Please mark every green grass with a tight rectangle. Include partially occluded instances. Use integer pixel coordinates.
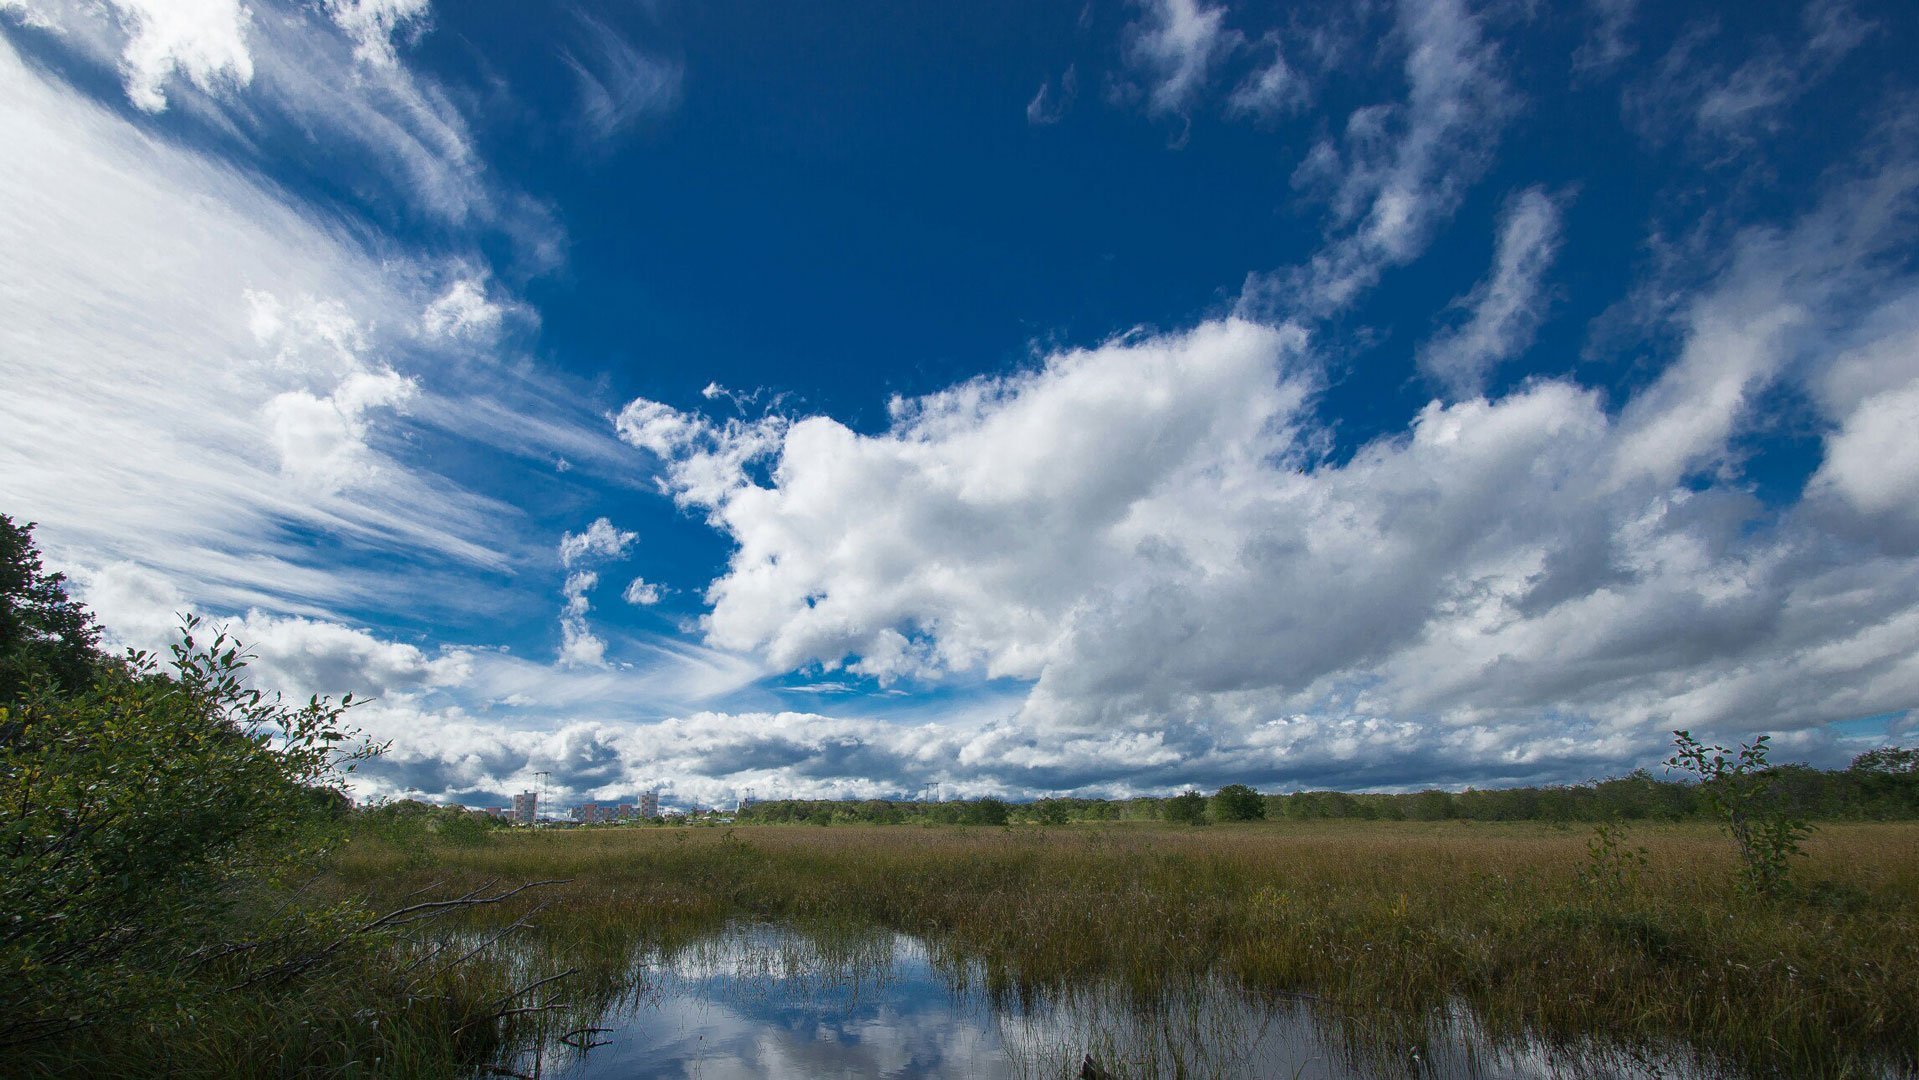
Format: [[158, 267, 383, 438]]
[[312, 819, 1919, 1079]]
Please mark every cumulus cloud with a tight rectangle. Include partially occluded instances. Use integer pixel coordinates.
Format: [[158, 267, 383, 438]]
[[421, 278, 505, 340], [79, 559, 472, 702], [559, 569, 606, 668], [1417, 187, 1565, 396], [262, 369, 416, 494], [624, 577, 663, 606], [554, 519, 637, 667], [602, 141, 1919, 787], [1244, 0, 1514, 316], [559, 517, 637, 568]]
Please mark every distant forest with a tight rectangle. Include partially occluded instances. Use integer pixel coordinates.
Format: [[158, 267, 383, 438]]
[[733, 757, 1919, 827]]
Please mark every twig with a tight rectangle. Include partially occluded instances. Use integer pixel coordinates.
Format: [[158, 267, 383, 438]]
[[494, 968, 577, 1008]]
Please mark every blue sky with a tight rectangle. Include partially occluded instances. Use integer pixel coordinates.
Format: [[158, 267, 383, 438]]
[[3, 0, 1917, 808]]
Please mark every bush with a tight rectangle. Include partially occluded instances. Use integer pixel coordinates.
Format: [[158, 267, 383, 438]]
[[1163, 790, 1208, 825], [1667, 730, 1813, 898], [0, 618, 375, 1046], [1210, 783, 1265, 822], [963, 798, 1009, 826]]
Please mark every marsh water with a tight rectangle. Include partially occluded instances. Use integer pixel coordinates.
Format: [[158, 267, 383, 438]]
[[502, 922, 1743, 1080]]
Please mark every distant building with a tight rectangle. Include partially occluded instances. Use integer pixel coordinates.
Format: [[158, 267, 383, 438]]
[[512, 791, 538, 824], [616, 803, 634, 820], [639, 790, 660, 819]]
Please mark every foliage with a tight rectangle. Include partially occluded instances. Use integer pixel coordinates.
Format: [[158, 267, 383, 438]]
[[1666, 730, 1814, 898], [0, 515, 106, 707], [1851, 746, 1918, 775], [962, 797, 1010, 826], [1162, 789, 1208, 825], [1209, 783, 1265, 822], [1031, 798, 1072, 825], [0, 615, 378, 1047], [1579, 820, 1648, 902]]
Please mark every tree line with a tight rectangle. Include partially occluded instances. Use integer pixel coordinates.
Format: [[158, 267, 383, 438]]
[[735, 759, 1919, 828]]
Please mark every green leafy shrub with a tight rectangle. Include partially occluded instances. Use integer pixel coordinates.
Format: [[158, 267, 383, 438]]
[[1666, 730, 1813, 898], [0, 618, 377, 1046]]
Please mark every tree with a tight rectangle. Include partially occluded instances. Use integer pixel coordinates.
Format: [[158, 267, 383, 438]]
[[1031, 798, 1072, 826], [1210, 784, 1265, 822], [1164, 790, 1208, 825], [1850, 747, 1919, 775], [0, 515, 105, 707], [963, 798, 1009, 826]]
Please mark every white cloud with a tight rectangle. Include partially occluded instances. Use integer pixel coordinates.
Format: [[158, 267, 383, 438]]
[[1226, 34, 1306, 121], [554, 520, 638, 667], [0, 36, 519, 612], [421, 278, 504, 340], [3, 0, 558, 262], [1245, 0, 1513, 315], [558, 517, 637, 569], [262, 368, 416, 494], [1417, 187, 1565, 396], [559, 569, 606, 668], [3, 0, 260, 112], [1119, 0, 1239, 121], [607, 142, 1919, 780], [322, 0, 429, 69], [1812, 380, 1919, 529], [624, 577, 663, 606]]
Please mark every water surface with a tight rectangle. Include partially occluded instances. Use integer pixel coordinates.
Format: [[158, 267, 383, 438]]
[[520, 923, 1738, 1079]]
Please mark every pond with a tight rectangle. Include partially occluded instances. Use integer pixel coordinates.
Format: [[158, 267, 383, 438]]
[[507, 923, 1742, 1080]]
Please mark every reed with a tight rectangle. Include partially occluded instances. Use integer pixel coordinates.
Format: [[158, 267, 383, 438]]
[[316, 819, 1919, 1078]]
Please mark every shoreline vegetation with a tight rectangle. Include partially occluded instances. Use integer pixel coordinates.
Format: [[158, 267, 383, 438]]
[[4, 514, 1918, 1078]]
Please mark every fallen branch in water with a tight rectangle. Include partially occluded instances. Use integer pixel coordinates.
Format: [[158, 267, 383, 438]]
[[226, 879, 570, 992]]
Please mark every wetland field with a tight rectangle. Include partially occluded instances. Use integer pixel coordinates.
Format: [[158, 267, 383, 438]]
[[293, 820, 1919, 1079]]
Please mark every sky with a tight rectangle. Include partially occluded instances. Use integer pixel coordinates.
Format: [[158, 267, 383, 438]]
[[3, 0, 1918, 809]]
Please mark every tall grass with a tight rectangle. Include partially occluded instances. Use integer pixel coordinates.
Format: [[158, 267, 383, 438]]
[[320, 819, 1918, 1079]]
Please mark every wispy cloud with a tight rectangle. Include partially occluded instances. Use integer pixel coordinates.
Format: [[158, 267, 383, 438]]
[[1417, 187, 1566, 397], [1624, 0, 1873, 157], [1226, 32, 1307, 121], [1243, 0, 1514, 316], [562, 9, 682, 146], [1118, 0, 1239, 126], [1025, 64, 1077, 125]]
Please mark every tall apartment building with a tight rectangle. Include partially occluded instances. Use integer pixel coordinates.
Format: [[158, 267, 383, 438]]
[[512, 790, 538, 824], [639, 790, 660, 819]]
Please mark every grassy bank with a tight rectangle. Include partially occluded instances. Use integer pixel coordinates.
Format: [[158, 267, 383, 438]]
[[323, 819, 1919, 1079]]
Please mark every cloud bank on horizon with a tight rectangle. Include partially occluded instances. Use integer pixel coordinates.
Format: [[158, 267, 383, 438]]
[[3, 0, 1917, 808]]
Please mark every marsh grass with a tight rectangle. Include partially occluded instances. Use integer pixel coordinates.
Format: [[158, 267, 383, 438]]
[[317, 819, 1918, 1078]]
